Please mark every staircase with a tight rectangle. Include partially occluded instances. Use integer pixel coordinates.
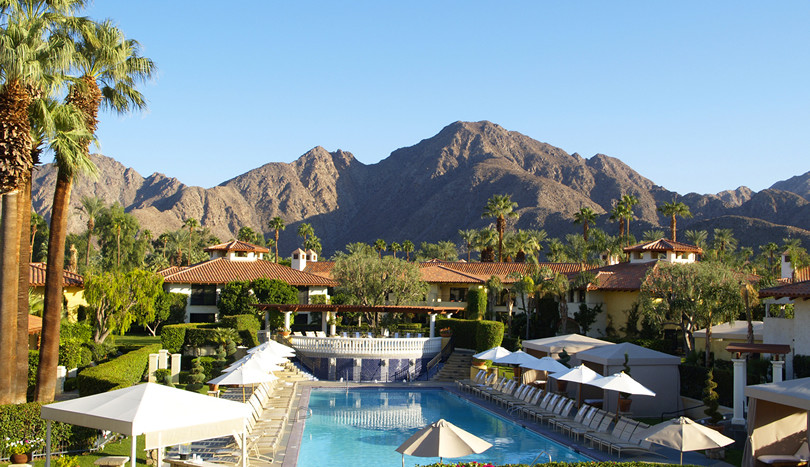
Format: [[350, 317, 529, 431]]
[[431, 349, 475, 382]]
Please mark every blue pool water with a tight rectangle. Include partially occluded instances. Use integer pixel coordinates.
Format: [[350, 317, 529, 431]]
[[297, 388, 592, 466]]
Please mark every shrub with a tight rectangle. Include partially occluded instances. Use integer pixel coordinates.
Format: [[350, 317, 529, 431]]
[[220, 314, 260, 346], [703, 369, 722, 424], [59, 339, 83, 370], [794, 355, 810, 378], [184, 326, 223, 348], [77, 344, 160, 396], [161, 323, 196, 353], [0, 402, 95, 455], [435, 318, 504, 352], [465, 288, 486, 320], [475, 320, 504, 352], [502, 336, 521, 352]]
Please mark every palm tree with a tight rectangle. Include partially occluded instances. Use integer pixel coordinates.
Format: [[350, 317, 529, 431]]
[[642, 229, 666, 242], [524, 229, 547, 263], [39, 19, 154, 402], [402, 240, 414, 261], [475, 228, 498, 262], [761, 242, 780, 273], [389, 242, 401, 259], [712, 228, 738, 254], [684, 229, 708, 249], [533, 266, 570, 334], [304, 233, 322, 255], [268, 216, 285, 263], [183, 218, 199, 266], [297, 222, 314, 245], [437, 241, 457, 261], [373, 239, 387, 258], [620, 194, 639, 239], [609, 201, 630, 239], [573, 207, 597, 241], [482, 194, 519, 262], [458, 229, 477, 261], [658, 200, 692, 242], [77, 195, 104, 267]]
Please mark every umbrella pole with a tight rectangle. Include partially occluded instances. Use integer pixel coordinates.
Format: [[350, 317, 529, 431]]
[[131, 435, 136, 467], [680, 450, 683, 465], [45, 420, 51, 467], [401, 454, 404, 467]]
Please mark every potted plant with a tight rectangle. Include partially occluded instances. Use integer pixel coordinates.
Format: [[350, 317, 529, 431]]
[[556, 348, 571, 392], [278, 327, 291, 337], [703, 369, 724, 432], [439, 327, 452, 338], [618, 352, 633, 412], [4, 437, 44, 463]]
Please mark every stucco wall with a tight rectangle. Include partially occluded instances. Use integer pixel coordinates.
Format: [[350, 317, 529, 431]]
[[582, 290, 639, 337]]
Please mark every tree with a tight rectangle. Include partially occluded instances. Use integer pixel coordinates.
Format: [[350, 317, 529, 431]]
[[268, 216, 285, 263], [485, 276, 503, 321], [684, 229, 708, 250], [217, 281, 257, 318], [95, 203, 147, 271], [416, 241, 458, 262], [389, 242, 401, 259], [183, 218, 199, 266], [639, 261, 746, 361], [373, 238, 387, 258], [141, 292, 186, 336], [507, 273, 534, 339], [712, 228, 738, 256], [620, 194, 639, 239], [77, 195, 104, 267], [475, 228, 498, 262], [84, 269, 164, 343], [610, 201, 630, 239], [573, 207, 597, 241], [402, 240, 414, 261], [237, 225, 264, 246], [533, 266, 570, 334], [482, 194, 519, 262], [658, 200, 692, 242], [304, 233, 322, 255], [642, 229, 666, 242], [297, 222, 314, 244], [458, 229, 477, 261], [251, 278, 298, 324]]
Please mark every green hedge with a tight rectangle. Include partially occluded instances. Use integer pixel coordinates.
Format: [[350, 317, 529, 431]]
[[465, 288, 486, 320], [184, 325, 223, 348], [0, 402, 96, 456], [795, 355, 810, 378], [161, 323, 196, 353], [436, 318, 504, 352], [221, 314, 260, 346], [77, 344, 161, 396]]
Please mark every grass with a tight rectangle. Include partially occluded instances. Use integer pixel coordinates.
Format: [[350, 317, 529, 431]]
[[114, 335, 161, 347]]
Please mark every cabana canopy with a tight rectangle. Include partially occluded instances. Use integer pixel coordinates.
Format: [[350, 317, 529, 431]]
[[41, 383, 251, 467], [522, 333, 612, 362], [743, 378, 810, 467], [576, 342, 681, 417]]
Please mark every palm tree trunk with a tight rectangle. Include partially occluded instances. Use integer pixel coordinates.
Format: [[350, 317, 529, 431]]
[[15, 178, 31, 402], [0, 190, 21, 404], [274, 230, 279, 263], [37, 172, 73, 402], [85, 218, 94, 267], [497, 216, 505, 262], [671, 216, 677, 241], [30, 222, 37, 262]]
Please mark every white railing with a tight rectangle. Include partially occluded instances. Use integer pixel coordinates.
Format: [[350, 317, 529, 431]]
[[289, 336, 442, 358]]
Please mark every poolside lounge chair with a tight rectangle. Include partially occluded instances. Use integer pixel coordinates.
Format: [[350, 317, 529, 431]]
[[536, 398, 575, 424], [569, 409, 608, 441], [483, 379, 515, 402], [505, 386, 537, 411], [508, 388, 544, 416], [758, 442, 810, 465], [457, 369, 486, 391], [519, 393, 557, 420], [499, 385, 535, 409], [305, 331, 316, 337], [476, 377, 508, 400], [470, 373, 498, 397], [292, 331, 304, 336], [610, 422, 657, 458], [315, 331, 326, 337], [492, 383, 526, 407], [586, 416, 637, 450], [550, 403, 591, 432]]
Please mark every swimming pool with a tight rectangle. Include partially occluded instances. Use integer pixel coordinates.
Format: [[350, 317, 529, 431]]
[[297, 388, 592, 467]]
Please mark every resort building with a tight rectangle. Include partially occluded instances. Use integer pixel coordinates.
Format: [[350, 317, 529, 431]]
[[29, 262, 86, 320], [759, 279, 810, 378], [159, 241, 337, 322]]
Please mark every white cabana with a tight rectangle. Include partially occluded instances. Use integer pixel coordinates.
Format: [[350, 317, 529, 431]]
[[743, 377, 810, 467], [522, 333, 612, 363], [575, 342, 681, 417], [40, 383, 252, 467]]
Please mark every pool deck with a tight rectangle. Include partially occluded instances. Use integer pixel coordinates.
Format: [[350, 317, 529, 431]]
[[270, 381, 736, 467]]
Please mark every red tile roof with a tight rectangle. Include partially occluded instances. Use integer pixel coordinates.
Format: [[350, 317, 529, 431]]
[[29, 263, 84, 287], [161, 258, 337, 286], [305, 261, 593, 284], [204, 240, 270, 254], [624, 239, 703, 254], [157, 266, 185, 277], [760, 280, 810, 299], [578, 261, 658, 292]]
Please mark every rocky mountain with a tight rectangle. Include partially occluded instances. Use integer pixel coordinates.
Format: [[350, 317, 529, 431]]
[[31, 120, 810, 256], [771, 171, 810, 201]]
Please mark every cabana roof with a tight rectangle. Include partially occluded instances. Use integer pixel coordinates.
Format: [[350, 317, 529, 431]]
[[745, 377, 810, 411], [576, 341, 680, 366], [522, 333, 612, 356]]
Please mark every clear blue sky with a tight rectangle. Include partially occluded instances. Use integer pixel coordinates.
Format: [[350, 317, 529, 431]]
[[82, 1, 810, 195]]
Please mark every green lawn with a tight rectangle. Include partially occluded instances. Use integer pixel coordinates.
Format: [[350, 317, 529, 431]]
[[114, 335, 161, 347]]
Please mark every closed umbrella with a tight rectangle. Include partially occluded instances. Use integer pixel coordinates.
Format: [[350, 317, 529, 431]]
[[473, 346, 511, 361], [395, 419, 492, 467], [639, 416, 734, 464]]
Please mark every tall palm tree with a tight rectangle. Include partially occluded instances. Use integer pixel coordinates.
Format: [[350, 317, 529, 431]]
[[642, 229, 666, 242], [761, 242, 780, 273], [573, 207, 597, 241], [183, 218, 198, 266], [77, 195, 104, 267], [482, 194, 519, 262], [658, 200, 692, 242], [620, 194, 639, 239], [389, 241, 401, 259], [297, 222, 314, 245], [39, 19, 154, 402], [475, 228, 498, 262], [684, 229, 708, 250], [609, 201, 630, 239], [437, 240, 457, 261], [268, 216, 285, 263], [712, 228, 738, 254], [373, 238, 387, 258], [402, 240, 414, 261], [458, 229, 477, 261]]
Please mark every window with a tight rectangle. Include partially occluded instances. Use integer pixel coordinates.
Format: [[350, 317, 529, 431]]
[[449, 288, 467, 302], [235, 251, 247, 258], [190, 285, 217, 306]]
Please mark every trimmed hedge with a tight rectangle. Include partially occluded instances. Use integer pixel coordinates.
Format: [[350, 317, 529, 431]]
[[465, 288, 486, 320], [436, 318, 504, 352], [77, 344, 161, 396], [221, 314, 260, 347], [795, 355, 810, 378], [161, 323, 196, 353]]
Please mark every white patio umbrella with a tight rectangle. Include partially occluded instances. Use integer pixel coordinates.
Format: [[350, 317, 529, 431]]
[[554, 364, 603, 406], [225, 356, 284, 374], [247, 340, 295, 356], [227, 351, 288, 371], [520, 356, 569, 374], [473, 346, 511, 361], [207, 364, 279, 401], [395, 419, 492, 467], [587, 371, 655, 414], [639, 416, 734, 464]]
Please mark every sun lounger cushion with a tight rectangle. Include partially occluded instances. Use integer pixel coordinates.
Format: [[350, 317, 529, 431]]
[[759, 442, 810, 464]]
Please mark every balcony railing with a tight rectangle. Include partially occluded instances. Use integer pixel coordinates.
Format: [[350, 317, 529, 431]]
[[288, 336, 442, 358]]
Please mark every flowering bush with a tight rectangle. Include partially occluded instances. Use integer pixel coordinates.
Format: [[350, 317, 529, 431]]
[[4, 436, 44, 455]]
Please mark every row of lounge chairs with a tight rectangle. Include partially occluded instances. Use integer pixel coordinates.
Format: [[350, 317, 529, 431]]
[[457, 370, 656, 458]]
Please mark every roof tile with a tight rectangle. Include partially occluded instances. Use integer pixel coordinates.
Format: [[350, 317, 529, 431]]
[[624, 238, 703, 254], [162, 258, 336, 286], [29, 263, 84, 287]]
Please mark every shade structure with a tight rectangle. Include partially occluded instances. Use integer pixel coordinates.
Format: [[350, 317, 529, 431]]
[[639, 416, 734, 464], [522, 333, 612, 360], [492, 350, 541, 367], [226, 354, 285, 373], [208, 364, 279, 386], [555, 364, 602, 384], [520, 356, 569, 374], [588, 371, 656, 396], [473, 346, 511, 361], [395, 419, 492, 466], [40, 383, 251, 467]]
